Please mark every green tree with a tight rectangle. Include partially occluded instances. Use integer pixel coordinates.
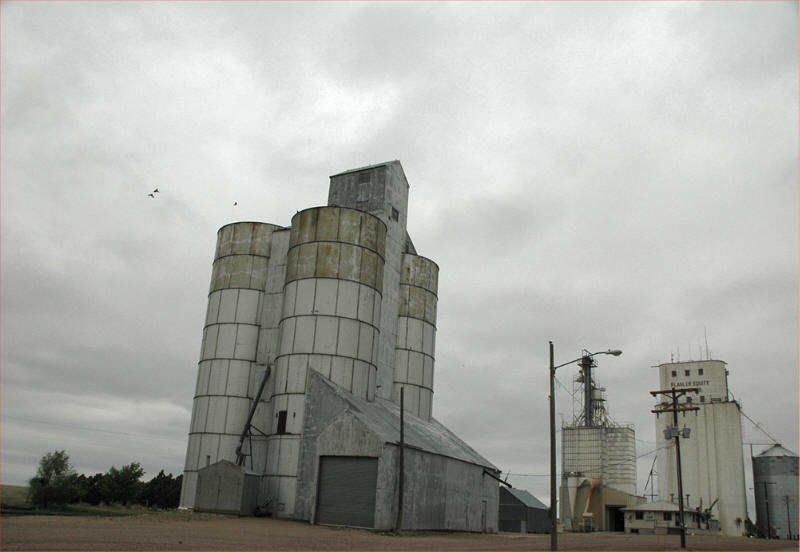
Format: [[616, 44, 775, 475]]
[[140, 470, 182, 509], [75, 473, 104, 505], [28, 450, 83, 507], [100, 462, 145, 505]]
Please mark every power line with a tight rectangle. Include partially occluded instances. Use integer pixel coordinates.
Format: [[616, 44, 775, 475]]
[[739, 409, 780, 444], [4, 414, 183, 443]]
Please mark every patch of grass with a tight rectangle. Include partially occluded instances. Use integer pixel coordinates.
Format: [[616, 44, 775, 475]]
[[1, 503, 162, 517], [0, 485, 164, 517], [1, 485, 31, 507], [66, 503, 153, 517]]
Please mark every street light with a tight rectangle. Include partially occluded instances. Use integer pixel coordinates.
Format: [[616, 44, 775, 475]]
[[549, 342, 622, 551]]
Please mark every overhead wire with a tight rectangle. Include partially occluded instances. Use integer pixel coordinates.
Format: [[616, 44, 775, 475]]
[[4, 414, 183, 443], [738, 409, 780, 444]]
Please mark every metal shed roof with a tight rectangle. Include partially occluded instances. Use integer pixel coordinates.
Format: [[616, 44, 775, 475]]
[[329, 160, 400, 178], [503, 487, 548, 510], [315, 373, 498, 471], [757, 444, 797, 457], [622, 500, 679, 512]]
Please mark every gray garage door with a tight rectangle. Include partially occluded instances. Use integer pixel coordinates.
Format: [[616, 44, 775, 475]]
[[315, 456, 378, 528]]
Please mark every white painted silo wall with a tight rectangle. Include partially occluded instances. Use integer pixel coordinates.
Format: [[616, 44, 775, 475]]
[[263, 206, 386, 517], [394, 254, 438, 419], [179, 222, 278, 509], [655, 400, 747, 536], [561, 426, 636, 494], [604, 426, 636, 494], [562, 427, 605, 480]]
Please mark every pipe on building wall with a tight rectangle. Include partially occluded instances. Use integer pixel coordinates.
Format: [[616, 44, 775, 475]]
[[236, 366, 272, 466], [395, 386, 405, 532], [582, 479, 601, 530], [483, 470, 512, 488]]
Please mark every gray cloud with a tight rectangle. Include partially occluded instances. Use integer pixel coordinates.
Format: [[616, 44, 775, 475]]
[[1, 3, 795, 518]]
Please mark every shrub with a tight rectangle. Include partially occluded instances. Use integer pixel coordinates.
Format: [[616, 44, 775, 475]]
[[28, 450, 83, 507]]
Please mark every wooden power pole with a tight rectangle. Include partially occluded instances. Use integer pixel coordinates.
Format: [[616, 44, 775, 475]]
[[651, 386, 699, 550]]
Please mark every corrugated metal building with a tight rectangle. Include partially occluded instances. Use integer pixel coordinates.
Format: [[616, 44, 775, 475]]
[[178, 161, 500, 531], [752, 444, 798, 540], [499, 487, 550, 534]]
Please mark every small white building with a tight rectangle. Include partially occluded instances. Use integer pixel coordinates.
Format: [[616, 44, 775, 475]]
[[623, 500, 718, 535], [653, 359, 747, 536]]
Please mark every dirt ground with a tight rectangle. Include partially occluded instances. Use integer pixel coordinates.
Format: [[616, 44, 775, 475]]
[[1, 513, 797, 551]]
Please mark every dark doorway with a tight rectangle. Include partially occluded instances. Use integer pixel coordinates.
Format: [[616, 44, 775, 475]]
[[607, 506, 625, 531], [315, 456, 378, 529]]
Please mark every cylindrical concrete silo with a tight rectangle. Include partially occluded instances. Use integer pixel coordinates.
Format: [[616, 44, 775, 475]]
[[603, 426, 636, 495], [179, 222, 279, 509], [263, 206, 386, 516], [753, 444, 798, 539], [394, 254, 438, 420]]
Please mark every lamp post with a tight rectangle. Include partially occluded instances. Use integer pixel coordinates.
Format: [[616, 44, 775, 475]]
[[549, 342, 622, 551]]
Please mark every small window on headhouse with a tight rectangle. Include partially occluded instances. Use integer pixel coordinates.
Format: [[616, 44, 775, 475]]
[[698, 368, 704, 375], [663, 512, 672, 521], [684, 369, 690, 376], [700, 395, 705, 402], [635, 511, 644, 520], [671, 370, 677, 377], [277, 410, 288, 434], [391, 207, 399, 221]]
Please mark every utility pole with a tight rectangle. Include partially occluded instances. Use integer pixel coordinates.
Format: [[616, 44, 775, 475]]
[[763, 481, 774, 538], [549, 344, 621, 551], [549, 341, 557, 551], [783, 495, 794, 540], [651, 386, 699, 550], [783, 495, 793, 540]]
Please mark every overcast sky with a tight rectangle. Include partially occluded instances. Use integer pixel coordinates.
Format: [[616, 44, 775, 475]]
[[1, 1, 797, 517]]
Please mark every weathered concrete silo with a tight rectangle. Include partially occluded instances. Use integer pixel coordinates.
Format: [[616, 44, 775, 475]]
[[753, 444, 798, 540], [394, 254, 438, 419], [179, 161, 501, 531], [180, 222, 279, 507], [263, 206, 386, 515]]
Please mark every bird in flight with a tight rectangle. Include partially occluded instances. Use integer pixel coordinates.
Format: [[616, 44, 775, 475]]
[[152, 188, 160, 194], [147, 193, 155, 198], [233, 201, 238, 206]]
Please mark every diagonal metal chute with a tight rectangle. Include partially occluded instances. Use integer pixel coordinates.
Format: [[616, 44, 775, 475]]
[[236, 366, 271, 467]]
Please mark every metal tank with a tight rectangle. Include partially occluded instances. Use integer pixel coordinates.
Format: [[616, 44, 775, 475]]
[[263, 206, 386, 516], [180, 222, 279, 509], [603, 426, 636, 494], [394, 254, 438, 419], [753, 444, 798, 539], [560, 425, 636, 530]]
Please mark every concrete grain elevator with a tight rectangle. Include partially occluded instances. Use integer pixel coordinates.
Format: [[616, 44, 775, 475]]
[[179, 161, 500, 532], [653, 360, 747, 536], [560, 354, 639, 532]]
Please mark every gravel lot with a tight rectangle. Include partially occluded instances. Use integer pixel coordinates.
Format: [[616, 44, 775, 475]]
[[2, 513, 797, 551]]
